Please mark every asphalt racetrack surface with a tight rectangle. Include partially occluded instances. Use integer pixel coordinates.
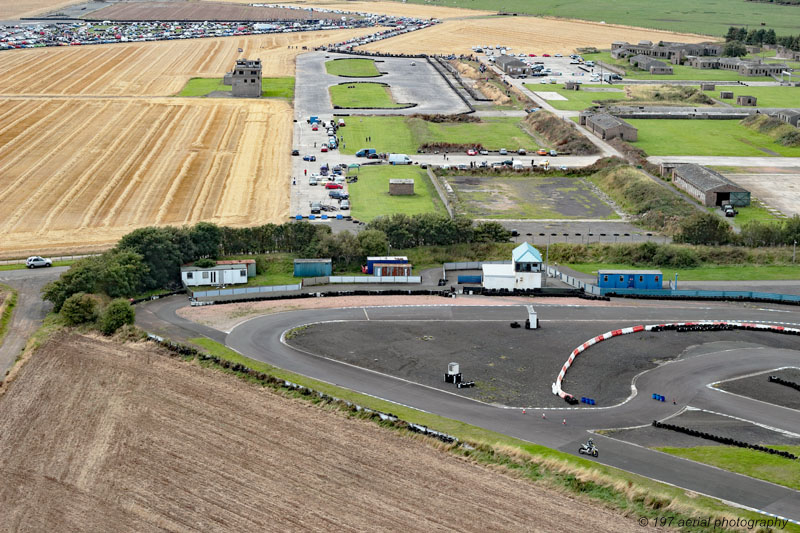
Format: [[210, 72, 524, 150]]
[[139, 295, 800, 522], [717, 367, 800, 411]]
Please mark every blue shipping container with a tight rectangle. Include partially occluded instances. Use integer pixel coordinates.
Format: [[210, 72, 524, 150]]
[[294, 259, 332, 277], [458, 275, 482, 284], [597, 270, 662, 290]]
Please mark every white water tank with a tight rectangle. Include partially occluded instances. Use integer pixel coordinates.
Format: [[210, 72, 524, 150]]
[[447, 362, 460, 375]]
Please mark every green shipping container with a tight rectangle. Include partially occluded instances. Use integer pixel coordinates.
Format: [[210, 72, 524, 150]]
[[293, 258, 332, 277]]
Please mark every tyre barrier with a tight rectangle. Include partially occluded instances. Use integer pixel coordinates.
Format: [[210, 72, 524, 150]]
[[607, 292, 800, 307], [580, 397, 596, 405], [457, 381, 475, 389], [552, 321, 800, 405], [652, 394, 665, 402], [768, 375, 800, 392], [651, 420, 798, 460], [192, 288, 454, 306], [145, 334, 461, 446], [130, 289, 186, 305], [510, 321, 521, 328]]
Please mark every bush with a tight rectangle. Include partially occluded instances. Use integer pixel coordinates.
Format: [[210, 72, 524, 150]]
[[99, 299, 136, 336], [254, 255, 268, 275], [676, 212, 733, 245], [194, 258, 216, 268], [60, 293, 98, 325]]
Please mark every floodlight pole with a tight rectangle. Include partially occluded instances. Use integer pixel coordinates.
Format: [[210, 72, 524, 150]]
[[793, 240, 797, 263]]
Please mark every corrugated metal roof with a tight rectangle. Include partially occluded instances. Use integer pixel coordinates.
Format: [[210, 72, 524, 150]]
[[672, 163, 747, 193], [294, 258, 331, 264]]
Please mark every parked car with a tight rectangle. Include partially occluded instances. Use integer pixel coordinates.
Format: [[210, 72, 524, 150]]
[[537, 149, 548, 156], [303, 154, 316, 162], [517, 148, 527, 155], [291, 149, 300, 156], [329, 190, 348, 199], [320, 145, 328, 152], [466, 149, 477, 156], [325, 182, 343, 189], [26, 256, 52, 268], [499, 148, 508, 155], [479, 149, 489, 155], [309, 176, 318, 186], [549, 149, 558, 157], [340, 199, 350, 210], [310, 202, 321, 214]]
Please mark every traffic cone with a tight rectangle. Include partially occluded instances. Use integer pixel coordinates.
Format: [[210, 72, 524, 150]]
[[542, 413, 546, 420], [562, 418, 566, 425], [522, 409, 526, 415]]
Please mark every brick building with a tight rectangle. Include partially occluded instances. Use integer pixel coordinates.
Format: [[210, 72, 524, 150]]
[[581, 112, 638, 141], [661, 163, 750, 207]]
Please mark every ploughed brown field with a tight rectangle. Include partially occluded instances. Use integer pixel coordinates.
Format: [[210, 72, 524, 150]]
[[0, 332, 645, 532], [86, 1, 341, 22]]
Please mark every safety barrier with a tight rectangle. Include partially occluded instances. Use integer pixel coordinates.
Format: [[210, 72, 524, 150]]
[[328, 276, 421, 284], [546, 266, 603, 296], [604, 288, 800, 304], [191, 284, 302, 298], [552, 321, 800, 404], [652, 420, 798, 460]]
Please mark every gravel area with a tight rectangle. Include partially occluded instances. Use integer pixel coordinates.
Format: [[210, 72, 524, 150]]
[[604, 408, 800, 448], [288, 323, 800, 407], [716, 368, 800, 410]]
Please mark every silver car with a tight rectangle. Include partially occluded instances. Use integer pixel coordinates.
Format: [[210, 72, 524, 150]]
[[26, 256, 52, 268]]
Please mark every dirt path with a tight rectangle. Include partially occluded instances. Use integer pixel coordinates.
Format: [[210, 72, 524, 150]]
[[0, 332, 648, 532]]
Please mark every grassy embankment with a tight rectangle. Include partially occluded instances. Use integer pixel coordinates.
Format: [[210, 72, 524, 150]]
[[181, 336, 798, 532], [324, 58, 381, 77], [703, 85, 800, 108], [0, 284, 18, 348], [657, 445, 800, 491], [528, 84, 714, 112], [628, 119, 800, 157], [348, 165, 446, 221], [329, 82, 405, 108], [581, 52, 775, 82], [399, 0, 800, 35], [177, 77, 295, 98], [338, 116, 542, 154]]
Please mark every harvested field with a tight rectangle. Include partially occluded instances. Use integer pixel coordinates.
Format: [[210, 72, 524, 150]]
[[0, 0, 80, 19], [357, 17, 708, 55], [0, 331, 646, 532], [271, 1, 483, 19], [86, 1, 338, 21], [0, 97, 291, 257], [0, 28, 378, 96]]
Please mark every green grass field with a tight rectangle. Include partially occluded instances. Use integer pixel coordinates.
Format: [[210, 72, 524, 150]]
[[657, 445, 800, 491], [177, 77, 295, 98], [329, 83, 404, 108], [325, 58, 381, 77], [526, 84, 628, 111], [628, 119, 800, 157], [567, 262, 800, 281], [703, 86, 800, 107], [581, 52, 775, 82], [339, 116, 540, 155], [397, 0, 800, 36], [707, 203, 781, 228], [347, 165, 445, 221]]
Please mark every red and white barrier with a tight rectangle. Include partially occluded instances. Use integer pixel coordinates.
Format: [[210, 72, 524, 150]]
[[552, 321, 800, 401]]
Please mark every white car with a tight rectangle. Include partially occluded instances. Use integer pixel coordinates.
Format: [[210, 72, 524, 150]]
[[26, 256, 52, 268]]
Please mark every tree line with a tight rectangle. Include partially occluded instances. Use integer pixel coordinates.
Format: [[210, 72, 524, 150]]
[[675, 212, 800, 247], [43, 215, 510, 311], [725, 25, 800, 51]]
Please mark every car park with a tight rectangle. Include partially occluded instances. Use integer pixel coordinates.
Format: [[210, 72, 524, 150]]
[[303, 154, 316, 162], [26, 256, 52, 268]]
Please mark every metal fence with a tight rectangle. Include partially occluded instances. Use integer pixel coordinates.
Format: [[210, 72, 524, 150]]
[[191, 284, 302, 298], [328, 276, 421, 284], [547, 266, 602, 295], [443, 261, 509, 271]]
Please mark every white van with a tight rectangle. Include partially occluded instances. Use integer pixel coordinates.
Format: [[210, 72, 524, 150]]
[[388, 154, 412, 165]]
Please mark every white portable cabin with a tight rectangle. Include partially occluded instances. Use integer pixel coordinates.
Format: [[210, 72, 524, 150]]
[[481, 242, 543, 290], [181, 260, 254, 287]]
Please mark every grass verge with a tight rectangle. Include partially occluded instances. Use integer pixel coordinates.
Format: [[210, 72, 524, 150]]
[[185, 336, 796, 532], [176, 77, 295, 98], [348, 165, 446, 221], [0, 284, 18, 349], [703, 85, 800, 108], [0, 261, 74, 271], [329, 82, 404, 108], [325, 58, 381, 77], [566, 262, 800, 281], [656, 445, 800, 491]]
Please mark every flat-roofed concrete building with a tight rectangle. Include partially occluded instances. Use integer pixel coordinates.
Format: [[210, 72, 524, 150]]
[[389, 178, 414, 195], [661, 163, 750, 207], [778, 109, 800, 127], [737, 95, 757, 106], [225, 58, 262, 98], [581, 112, 638, 141], [629, 54, 673, 74]]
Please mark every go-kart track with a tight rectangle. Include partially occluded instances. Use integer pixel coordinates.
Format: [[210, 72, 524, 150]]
[[141, 296, 800, 522]]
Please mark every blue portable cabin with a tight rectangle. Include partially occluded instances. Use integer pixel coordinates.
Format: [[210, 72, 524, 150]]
[[293, 258, 332, 277], [365, 256, 408, 275], [597, 269, 663, 290]]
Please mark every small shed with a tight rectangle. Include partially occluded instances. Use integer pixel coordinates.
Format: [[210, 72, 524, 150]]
[[700, 83, 715, 91], [389, 178, 414, 195], [598, 270, 663, 290], [294, 258, 332, 277], [720, 91, 734, 99], [737, 95, 757, 106], [564, 81, 580, 91], [584, 113, 638, 142], [778, 109, 800, 127], [667, 163, 751, 207]]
